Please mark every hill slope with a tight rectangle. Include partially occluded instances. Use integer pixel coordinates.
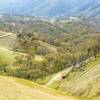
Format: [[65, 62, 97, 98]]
[[0, 76, 79, 100], [0, 31, 17, 67], [48, 57, 100, 99]]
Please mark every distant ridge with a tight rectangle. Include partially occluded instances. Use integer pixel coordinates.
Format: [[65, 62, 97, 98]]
[[0, 0, 100, 18]]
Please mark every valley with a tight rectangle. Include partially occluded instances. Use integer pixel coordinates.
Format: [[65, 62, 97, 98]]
[[0, 15, 100, 100], [0, 0, 100, 99]]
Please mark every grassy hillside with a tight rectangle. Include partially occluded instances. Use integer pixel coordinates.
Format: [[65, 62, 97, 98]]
[[48, 57, 100, 100], [0, 31, 16, 49], [0, 16, 100, 100], [0, 48, 17, 68], [0, 76, 80, 100], [0, 31, 17, 67], [0, 31, 16, 69]]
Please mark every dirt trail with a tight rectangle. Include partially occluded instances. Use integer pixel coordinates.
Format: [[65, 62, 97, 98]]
[[0, 76, 78, 100], [0, 33, 13, 38], [45, 67, 72, 86]]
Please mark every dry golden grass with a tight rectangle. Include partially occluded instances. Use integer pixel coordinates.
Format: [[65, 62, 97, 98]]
[[0, 76, 78, 100]]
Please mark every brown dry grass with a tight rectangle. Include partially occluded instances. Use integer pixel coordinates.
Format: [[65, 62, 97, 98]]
[[0, 76, 78, 100]]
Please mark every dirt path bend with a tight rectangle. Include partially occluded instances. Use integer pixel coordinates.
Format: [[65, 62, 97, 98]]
[[0, 76, 78, 100], [45, 67, 72, 86]]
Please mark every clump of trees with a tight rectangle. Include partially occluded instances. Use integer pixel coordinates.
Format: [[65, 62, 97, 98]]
[[1, 15, 100, 81], [11, 32, 100, 81], [12, 55, 48, 80], [12, 54, 71, 80]]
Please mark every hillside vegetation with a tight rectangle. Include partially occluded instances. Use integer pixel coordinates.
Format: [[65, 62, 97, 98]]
[[0, 15, 100, 100], [0, 48, 16, 67]]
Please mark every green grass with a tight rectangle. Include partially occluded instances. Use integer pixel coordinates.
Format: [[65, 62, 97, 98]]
[[75, 96, 99, 100], [36, 73, 57, 85], [0, 49, 17, 67], [15, 77, 41, 88], [0, 31, 17, 67]]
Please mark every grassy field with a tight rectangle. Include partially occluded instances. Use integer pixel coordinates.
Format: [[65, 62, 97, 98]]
[[0, 31, 17, 67], [0, 76, 80, 100], [0, 48, 17, 67]]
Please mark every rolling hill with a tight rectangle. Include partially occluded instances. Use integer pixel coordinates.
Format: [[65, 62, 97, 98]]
[[0, 0, 100, 18], [0, 14, 100, 100], [0, 76, 80, 100]]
